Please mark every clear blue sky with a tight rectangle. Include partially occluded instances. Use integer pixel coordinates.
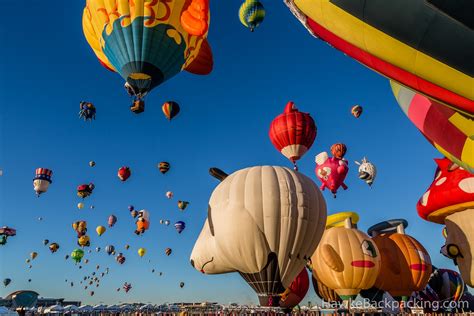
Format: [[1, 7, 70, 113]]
[[0, 0, 455, 306]]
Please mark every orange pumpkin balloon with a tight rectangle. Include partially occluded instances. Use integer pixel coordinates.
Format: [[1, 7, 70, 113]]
[[311, 213, 381, 300], [370, 220, 432, 301]]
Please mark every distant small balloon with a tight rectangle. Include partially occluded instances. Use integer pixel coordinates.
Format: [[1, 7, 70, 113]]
[[166, 191, 173, 199], [89, 161, 96, 167], [351, 105, 363, 118], [77, 203, 84, 210]]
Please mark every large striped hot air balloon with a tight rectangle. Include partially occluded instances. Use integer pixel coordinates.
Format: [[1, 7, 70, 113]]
[[162, 102, 180, 121], [269, 102, 317, 170], [83, 0, 213, 113], [239, 0, 265, 32], [33, 168, 53, 196], [391, 81, 473, 173]]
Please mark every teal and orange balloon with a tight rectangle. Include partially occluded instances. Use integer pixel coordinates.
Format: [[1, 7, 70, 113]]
[[83, 0, 213, 111]]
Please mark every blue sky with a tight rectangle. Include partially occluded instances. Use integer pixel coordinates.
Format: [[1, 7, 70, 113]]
[[0, 0, 455, 306]]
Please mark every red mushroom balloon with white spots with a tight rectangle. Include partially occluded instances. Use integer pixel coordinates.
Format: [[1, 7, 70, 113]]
[[417, 158, 474, 286]]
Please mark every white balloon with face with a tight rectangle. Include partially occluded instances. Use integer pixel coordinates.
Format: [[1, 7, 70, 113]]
[[190, 166, 327, 290]]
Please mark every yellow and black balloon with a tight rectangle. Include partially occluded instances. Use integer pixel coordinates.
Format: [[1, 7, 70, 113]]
[[285, 0, 474, 172]]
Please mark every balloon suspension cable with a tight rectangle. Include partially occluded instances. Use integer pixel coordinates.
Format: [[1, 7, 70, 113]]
[[200, 257, 214, 273]]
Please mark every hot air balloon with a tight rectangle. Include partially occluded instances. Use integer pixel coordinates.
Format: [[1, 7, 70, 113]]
[[158, 162, 170, 174], [312, 212, 381, 302], [49, 243, 60, 253], [77, 202, 84, 210], [164, 220, 170, 226], [391, 81, 474, 173], [351, 105, 363, 118], [33, 168, 52, 196], [239, 0, 265, 32], [269, 101, 317, 170], [123, 282, 132, 293], [425, 268, 465, 303], [96, 226, 106, 236], [106, 245, 115, 255], [0, 227, 16, 246], [368, 219, 432, 304], [355, 157, 377, 187], [284, 0, 474, 171], [162, 102, 180, 121], [118, 167, 131, 182], [71, 249, 84, 263], [116, 253, 126, 265], [180, 282, 185, 288], [77, 183, 95, 199], [315, 147, 349, 197], [43, 239, 49, 246], [79, 101, 96, 121], [78, 235, 90, 247], [284, 0, 473, 116], [178, 201, 189, 211], [311, 275, 341, 303], [279, 268, 310, 309], [190, 166, 327, 306], [174, 221, 186, 234], [166, 191, 173, 199], [3, 278, 11, 287], [89, 161, 95, 167], [138, 248, 146, 257], [108, 215, 117, 227], [125, 244, 130, 250], [73, 221, 88, 237], [417, 158, 474, 286], [82, 0, 213, 114], [165, 248, 172, 256], [135, 210, 150, 235], [30, 252, 38, 260]]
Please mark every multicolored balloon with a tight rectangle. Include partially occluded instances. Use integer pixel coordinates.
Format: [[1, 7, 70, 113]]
[[158, 162, 170, 174], [239, 0, 265, 32], [48, 243, 59, 253], [178, 201, 189, 211], [162, 102, 180, 121], [82, 0, 213, 112], [33, 168, 52, 196], [79, 102, 96, 121], [77, 183, 95, 199], [105, 245, 115, 255], [351, 105, 363, 118], [71, 249, 84, 263]]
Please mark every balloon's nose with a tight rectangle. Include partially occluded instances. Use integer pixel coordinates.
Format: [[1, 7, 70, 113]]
[[190, 259, 195, 268]]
